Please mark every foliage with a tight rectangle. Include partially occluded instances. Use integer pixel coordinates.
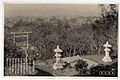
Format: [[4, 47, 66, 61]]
[[4, 4, 118, 60], [74, 59, 88, 75], [4, 33, 25, 58], [89, 64, 116, 76], [92, 4, 118, 56], [4, 16, 97, 59]]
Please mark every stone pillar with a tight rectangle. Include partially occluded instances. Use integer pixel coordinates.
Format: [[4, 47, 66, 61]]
[[102, 41, 112, 62]]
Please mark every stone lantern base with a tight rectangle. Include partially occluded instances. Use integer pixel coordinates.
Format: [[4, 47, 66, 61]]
[[53, 63, 63, 70], [102, 56, 112, 62]]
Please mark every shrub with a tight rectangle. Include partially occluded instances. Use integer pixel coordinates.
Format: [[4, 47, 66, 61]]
[[74, 59, 88, 75], [89, 64, 116, 76]]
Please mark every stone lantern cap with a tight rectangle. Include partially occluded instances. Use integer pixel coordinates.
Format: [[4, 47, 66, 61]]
[[103, 41, 112, 48], [54, 45, 63, 53]]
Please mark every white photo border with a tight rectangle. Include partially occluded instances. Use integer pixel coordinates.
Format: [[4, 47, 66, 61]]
[[0, 0, 120, 80]]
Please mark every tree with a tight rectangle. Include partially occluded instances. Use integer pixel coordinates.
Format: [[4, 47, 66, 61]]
[[92, 4, 118, 55]]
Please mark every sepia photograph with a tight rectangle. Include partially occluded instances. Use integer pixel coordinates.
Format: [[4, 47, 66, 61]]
[[4, 4, 118, 77]]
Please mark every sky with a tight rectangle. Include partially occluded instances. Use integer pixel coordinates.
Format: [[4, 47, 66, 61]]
[[4, 4, 100, 17]]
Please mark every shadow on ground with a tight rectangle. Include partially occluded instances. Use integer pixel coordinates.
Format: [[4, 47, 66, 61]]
[[28, 68, 53, 76]]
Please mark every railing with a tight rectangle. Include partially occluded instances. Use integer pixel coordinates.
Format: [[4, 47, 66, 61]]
[[4, 58, 35, 76]]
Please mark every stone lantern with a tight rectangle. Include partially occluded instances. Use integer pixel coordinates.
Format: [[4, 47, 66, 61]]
[[102, 41, 112, 62], [53, 45, 63, 70]]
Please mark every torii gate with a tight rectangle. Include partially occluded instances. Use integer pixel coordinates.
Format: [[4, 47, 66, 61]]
[[10, 31, 32, 62]]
